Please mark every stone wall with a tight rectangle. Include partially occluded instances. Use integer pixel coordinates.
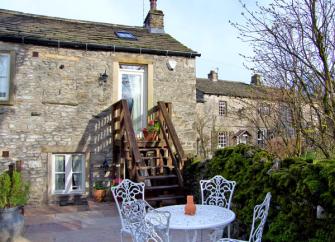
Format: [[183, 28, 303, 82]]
[[0, 41, 196, 204]]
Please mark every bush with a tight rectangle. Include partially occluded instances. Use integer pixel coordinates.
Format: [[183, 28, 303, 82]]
[[0, 170, 29, 209], [183, 144, 335, 242]]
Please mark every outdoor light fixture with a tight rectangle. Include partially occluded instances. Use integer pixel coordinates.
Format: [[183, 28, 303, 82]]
[[167, 59, 177, 71], [99, 70, 108, 85]]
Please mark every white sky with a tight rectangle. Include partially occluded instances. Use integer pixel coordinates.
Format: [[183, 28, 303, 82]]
[[0, 0, 270, 83]]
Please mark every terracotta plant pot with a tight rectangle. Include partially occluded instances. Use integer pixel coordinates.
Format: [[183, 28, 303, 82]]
[[184, 195, 196, 215], [143, 130, 157, 141], [93, 189, 106, 202]]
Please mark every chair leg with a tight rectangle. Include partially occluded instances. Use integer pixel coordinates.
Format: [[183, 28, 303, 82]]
[[227, 225, 231, 238], [121, 230, 124, 242]]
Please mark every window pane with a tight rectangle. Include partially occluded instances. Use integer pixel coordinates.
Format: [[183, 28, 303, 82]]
[[55, 174, 65, 190], [122, 73, 144, 134], [72, 155, 83, 172], [0, 54, 10, 101], [55, 155, 65, 172], [72, 173, 82, 190], [219, 101, 227, 116], [0, 77, 9, 100], [0, 54, 10, 77]]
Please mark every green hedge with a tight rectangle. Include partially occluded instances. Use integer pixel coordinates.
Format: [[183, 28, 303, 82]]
[[183, 144, 335, 242]]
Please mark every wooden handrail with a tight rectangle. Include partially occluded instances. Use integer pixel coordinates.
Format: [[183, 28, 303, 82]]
[[110, 99, 142, 178], [148, 101, 185, 186], [157, 102, 185, 160], [120, 100, 142, 164]]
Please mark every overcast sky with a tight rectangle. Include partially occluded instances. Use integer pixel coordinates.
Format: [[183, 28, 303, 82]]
[[0, 0, 270, 83]]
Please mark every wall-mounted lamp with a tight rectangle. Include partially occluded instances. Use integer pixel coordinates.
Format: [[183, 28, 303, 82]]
[[167, 59, 177, 71], [99, 70, 109, 85]]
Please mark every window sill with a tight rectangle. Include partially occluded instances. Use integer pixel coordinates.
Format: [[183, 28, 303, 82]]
[[0, 100, 14, 106], [52, 191, 85, 195]]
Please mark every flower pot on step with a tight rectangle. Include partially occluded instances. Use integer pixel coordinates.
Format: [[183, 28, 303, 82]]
[[93, 189, 106, 202], [143, 130, 157, 141]]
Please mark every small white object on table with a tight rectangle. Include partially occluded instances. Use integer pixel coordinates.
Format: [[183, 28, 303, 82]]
[[154, 204, 235, 242]]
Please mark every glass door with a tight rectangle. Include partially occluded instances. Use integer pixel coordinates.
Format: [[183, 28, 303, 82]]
[[119, 65, 147, 136]]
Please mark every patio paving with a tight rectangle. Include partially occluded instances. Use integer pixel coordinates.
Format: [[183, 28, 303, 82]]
[[19, 200, 213, 242]]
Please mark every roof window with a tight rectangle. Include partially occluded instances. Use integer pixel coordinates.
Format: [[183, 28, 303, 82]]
[[115, 31, 137, 40]]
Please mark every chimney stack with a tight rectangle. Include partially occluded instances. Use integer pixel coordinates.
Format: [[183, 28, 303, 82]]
[[208, 70, 218, 82], [251, 74, 261, 86], [144, 0, 165, 33]]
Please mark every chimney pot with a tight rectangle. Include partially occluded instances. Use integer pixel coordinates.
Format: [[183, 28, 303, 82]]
[[208, 70, 218, 82], [251, 74, 262, 85], [150, 0, 157, 10]]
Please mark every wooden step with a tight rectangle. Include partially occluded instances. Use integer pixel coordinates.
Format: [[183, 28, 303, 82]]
[[146, 194, 185, 202], [140, 148, 165, 151], [145, 185, 179, 191], [137, 166, 157, 170], [141, 156, 161, 160], [136, 165, 174, 170], [138, 174, 177, 181]]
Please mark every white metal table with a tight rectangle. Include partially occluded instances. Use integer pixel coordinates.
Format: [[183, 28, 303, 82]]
[[155, 204, 235, 242]]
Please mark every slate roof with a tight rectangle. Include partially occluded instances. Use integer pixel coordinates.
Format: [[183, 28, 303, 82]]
[[196, 78, 278, 100], [0, 9, 200, 57]]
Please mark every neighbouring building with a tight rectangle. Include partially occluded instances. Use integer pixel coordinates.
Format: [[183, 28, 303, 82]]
[[0, 0, 200, 205], [196, 70, 280, 157]]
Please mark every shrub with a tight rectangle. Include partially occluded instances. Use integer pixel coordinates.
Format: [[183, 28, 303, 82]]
[[0, 170, 29, 209], [183, 144, 335, 242]]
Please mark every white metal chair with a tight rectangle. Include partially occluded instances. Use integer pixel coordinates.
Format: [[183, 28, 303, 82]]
[[217, 192, 272, 242], [200, 175, 236, 209], [122, 200, 171, 242], [200, 175, 236, 240], [111, 179, 145, 242]]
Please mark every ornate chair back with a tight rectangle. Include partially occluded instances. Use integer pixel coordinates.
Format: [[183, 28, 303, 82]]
[[111, 179, 145, 230], [122, 200, 171, 242], [248, 192, 271, 242], [200, 175, 236, 209]]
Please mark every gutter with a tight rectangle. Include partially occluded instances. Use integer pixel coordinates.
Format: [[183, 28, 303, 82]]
[[0, 35, 201, 58]]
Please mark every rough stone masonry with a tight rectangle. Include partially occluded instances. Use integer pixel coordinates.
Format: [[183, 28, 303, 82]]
[[0, 41, 197, 205]]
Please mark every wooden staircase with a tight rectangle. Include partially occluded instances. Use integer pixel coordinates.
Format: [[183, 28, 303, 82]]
[[110, 100, 186, 206]]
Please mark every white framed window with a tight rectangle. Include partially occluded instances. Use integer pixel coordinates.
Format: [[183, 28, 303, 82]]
[[219, 101, 227, 116], [218, 132, 228, 148], [0, 53, 11, 102], [257, 128, 267, 147], [52, 154, 85, 194]]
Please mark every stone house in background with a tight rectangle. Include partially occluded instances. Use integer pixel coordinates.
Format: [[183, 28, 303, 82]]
[[196, 70, 279, 158], [0, 0, 200, 205]]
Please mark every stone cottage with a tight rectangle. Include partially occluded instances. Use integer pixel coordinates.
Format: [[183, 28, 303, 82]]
[[196, 70, 282, 158], [0, 0, 200, 205]]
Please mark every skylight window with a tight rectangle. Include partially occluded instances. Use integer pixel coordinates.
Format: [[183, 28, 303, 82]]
[[115, 31, 137, 40]]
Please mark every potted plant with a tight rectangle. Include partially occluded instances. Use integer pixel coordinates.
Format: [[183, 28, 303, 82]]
[[0, 170, 29, 242], [142, 120, 160, 141], [93, 181, 108, 202]]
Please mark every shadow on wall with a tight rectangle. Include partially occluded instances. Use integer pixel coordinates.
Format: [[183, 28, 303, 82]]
[[76, 105, 114, 195]]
